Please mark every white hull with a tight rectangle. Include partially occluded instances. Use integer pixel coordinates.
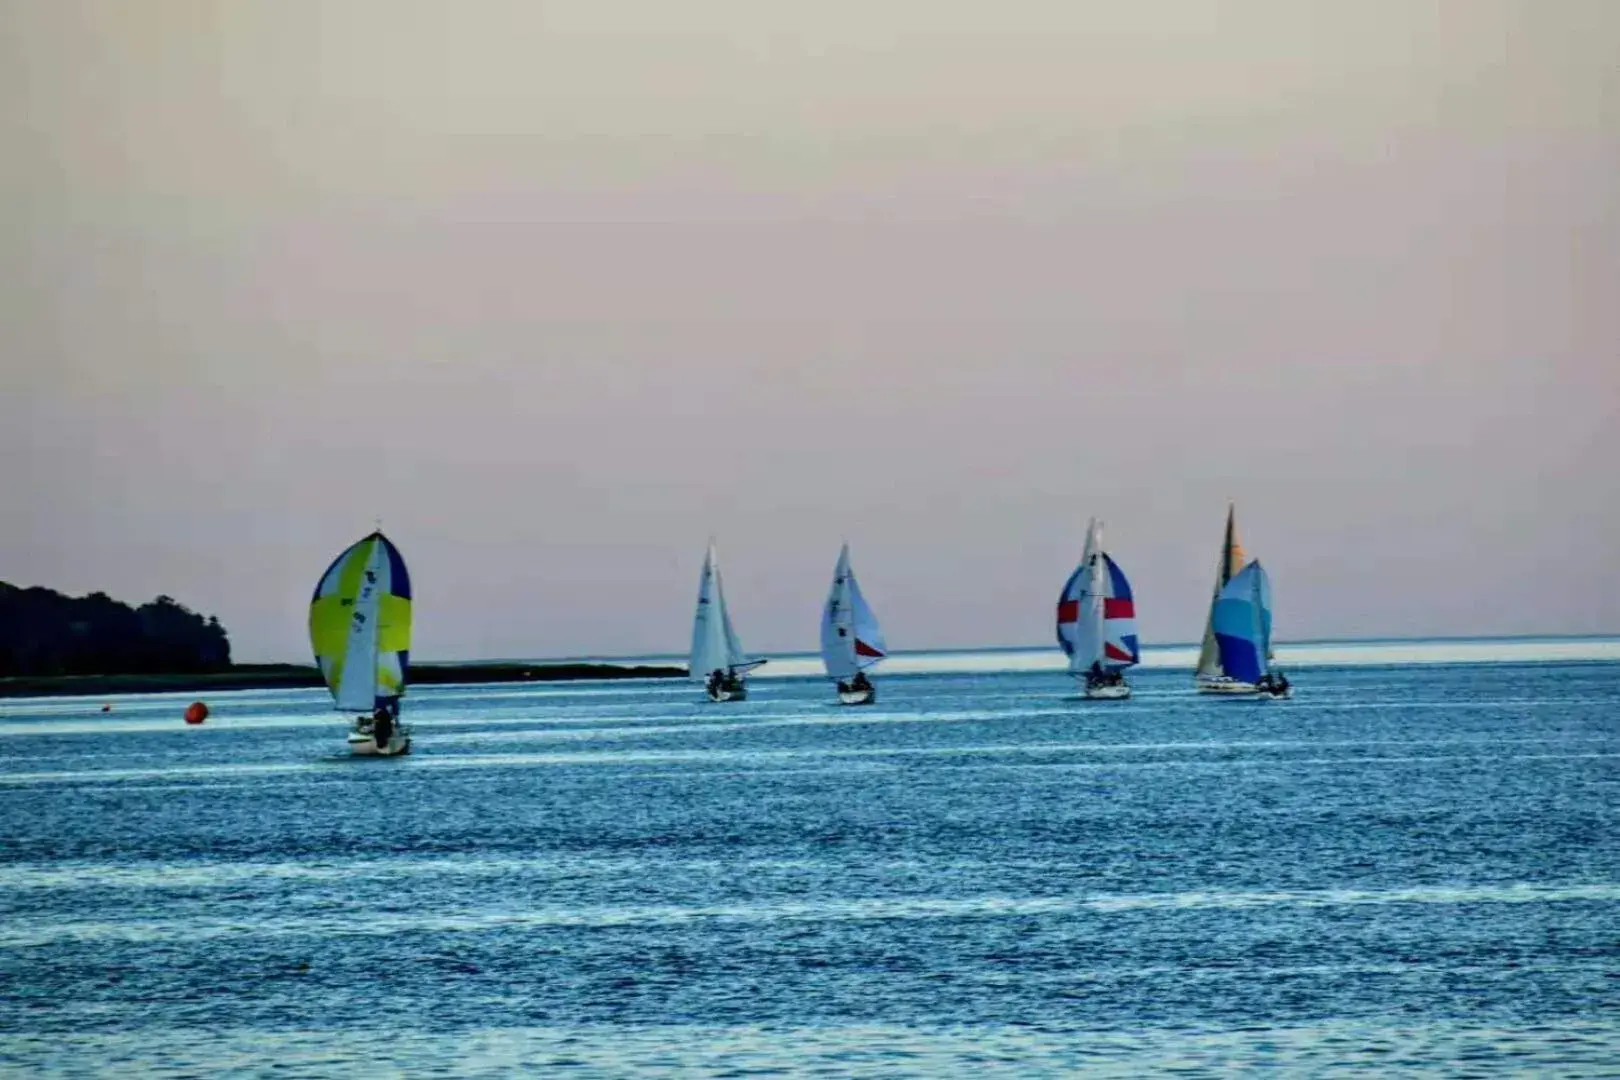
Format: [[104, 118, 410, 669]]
[[347, 730, 412, 756], [1081, 681, 1132, 700], [1196, 674, 1259, 695], [706, 684, 748, 702], [838, 687, 876, 706]]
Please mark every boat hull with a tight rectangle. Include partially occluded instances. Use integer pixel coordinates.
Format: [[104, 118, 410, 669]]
[[1196, 675, 1259, 695], [1081, 680, 1132, 700], [838, 687, 876, 706], [347, 730, 412, 757], [706, 684, 748, 703]]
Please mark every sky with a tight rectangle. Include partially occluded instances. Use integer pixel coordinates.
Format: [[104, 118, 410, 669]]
[[2, 1, 1617, 662]]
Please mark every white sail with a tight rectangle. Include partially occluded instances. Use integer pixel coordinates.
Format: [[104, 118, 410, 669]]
[[689, 545, 728, 682], [848, 570, 885, 668], [690, 543, 761, 682], [1071, 520, 1106, 674], [820, 543, 886, 680], [719, 577, 761, 673], [333, 539, 383, 711], [820, 546, 856, 678]]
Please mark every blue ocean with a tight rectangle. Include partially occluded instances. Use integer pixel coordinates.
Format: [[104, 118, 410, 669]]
[[3, 645, 1618, 1076]]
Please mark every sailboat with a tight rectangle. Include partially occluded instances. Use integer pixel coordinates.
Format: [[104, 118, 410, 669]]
[[690, 541, 766, 702], [1211, 559, 1292, 699], [308, 530, 413, 756], [1056, 518, 1141, 699], [820, 543, 886, 705], [1194, 504, 1262, 694]]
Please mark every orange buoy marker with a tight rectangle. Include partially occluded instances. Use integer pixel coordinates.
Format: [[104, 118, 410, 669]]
[[184, 701, 209, 725]]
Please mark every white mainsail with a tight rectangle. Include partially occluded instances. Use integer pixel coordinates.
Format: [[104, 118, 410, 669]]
[[820, 543, 886, 680], [1067, 519, 1106, 674], [333, 539, 383, 711]]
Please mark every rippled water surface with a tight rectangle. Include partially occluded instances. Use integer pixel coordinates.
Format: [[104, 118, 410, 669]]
[[3, 661, 1618, 1076]]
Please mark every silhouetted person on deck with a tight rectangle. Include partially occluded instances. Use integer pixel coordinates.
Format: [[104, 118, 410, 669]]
[[371, 705, 394, 745]]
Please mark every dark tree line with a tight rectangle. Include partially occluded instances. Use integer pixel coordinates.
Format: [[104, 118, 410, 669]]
[[0, 584, 232, 677]]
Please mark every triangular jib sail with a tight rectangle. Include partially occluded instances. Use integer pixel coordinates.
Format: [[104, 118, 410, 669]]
[[1196, 504, 1248, 680], [820, 543, 886, 680], [309, 531, 412, 712], [1056, 519, 1140, 673], [1211, 560, 1273, 685], [690, 542, 764, 682]]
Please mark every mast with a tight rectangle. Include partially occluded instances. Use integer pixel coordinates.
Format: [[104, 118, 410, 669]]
[[1089, 520, 1107, 670]]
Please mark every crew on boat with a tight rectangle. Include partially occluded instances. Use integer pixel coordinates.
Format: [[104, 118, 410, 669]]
[[839, 671, 872, 695], [1084, 660, 1124, 689], [369, 703, 396, 746], [707, 668, 745, 696], [1260, 672, 1290, 696]]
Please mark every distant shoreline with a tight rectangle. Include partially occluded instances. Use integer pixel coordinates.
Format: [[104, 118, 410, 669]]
[[6, 634, 1615, 701], [0, 662, 688, 699]]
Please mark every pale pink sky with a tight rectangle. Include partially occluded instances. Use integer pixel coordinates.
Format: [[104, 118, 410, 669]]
[[3, 1, 1617, 661]]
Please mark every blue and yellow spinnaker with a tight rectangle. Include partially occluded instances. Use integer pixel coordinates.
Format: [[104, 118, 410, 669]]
[[308, 531, 412, 712]]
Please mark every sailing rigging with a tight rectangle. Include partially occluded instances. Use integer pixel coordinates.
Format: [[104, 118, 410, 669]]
[[1056, 518, 1140, 699], [308, 530, 414, 755], [690, 541, 765, 702], [820, 543, 886, 705]]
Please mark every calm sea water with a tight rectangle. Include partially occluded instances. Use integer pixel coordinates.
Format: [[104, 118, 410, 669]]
[[3, 656, 1618, 1076]]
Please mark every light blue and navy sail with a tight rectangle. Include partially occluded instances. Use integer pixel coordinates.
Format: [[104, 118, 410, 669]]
[[1211, 560, 1272, 685]]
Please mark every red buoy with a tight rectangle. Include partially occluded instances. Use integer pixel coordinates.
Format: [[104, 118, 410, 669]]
[[184, 701, 209, 725]]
